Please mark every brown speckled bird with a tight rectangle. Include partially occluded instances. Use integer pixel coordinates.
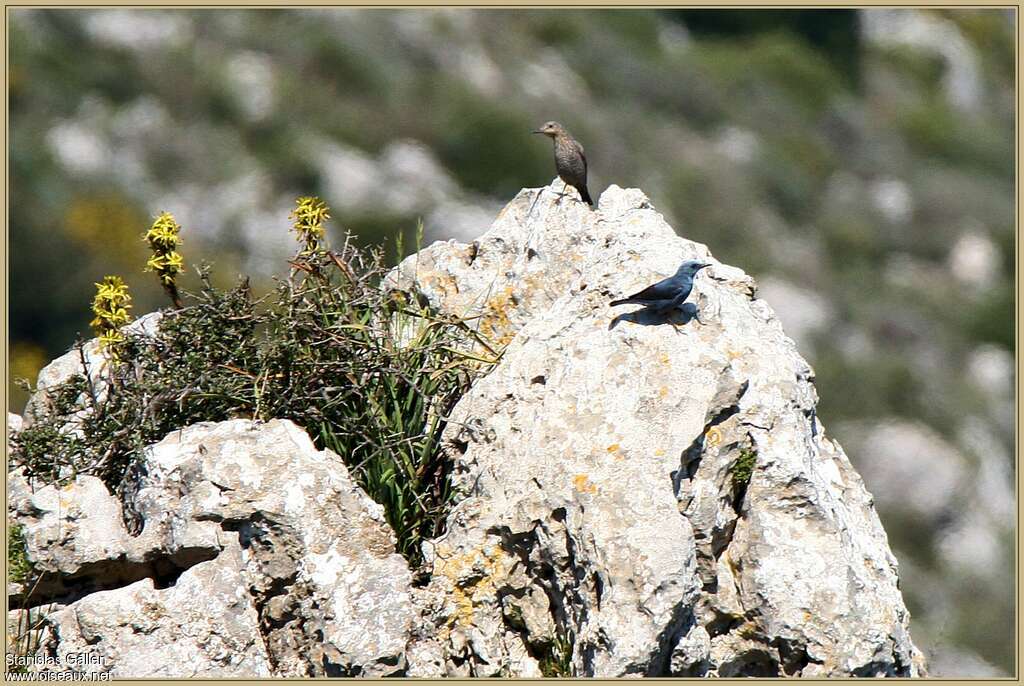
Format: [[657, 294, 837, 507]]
[[533, 121, 593, 206]]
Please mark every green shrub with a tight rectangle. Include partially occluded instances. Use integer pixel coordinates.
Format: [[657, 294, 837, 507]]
[[8, 523, 32, 585], [7, 522, 48, 670], [11, 204, 497, 566], [730, 448, 757, 490]]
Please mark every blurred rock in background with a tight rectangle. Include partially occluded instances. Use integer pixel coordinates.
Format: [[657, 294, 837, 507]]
[[8, 8, 1014, 676]]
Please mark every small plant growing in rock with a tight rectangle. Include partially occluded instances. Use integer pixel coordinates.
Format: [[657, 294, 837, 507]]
[[537, 631, 574, 677], [7, 523, 32, 585], [730, 447, 757, 490], [7, 522, 47, 671], [12, 197, 495, 565]]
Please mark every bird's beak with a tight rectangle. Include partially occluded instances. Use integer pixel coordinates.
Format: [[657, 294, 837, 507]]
[[532, 129, 544, 135]]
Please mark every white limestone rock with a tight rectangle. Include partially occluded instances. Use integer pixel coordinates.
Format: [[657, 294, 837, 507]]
[[394, 180, 924, 676]]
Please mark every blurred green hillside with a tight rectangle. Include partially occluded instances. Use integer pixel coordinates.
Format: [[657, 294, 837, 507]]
[[8, 8, 1015, 675]]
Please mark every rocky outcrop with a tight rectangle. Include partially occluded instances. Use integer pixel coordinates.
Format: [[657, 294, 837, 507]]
[[37, 541, 272, 678], [9, 419, 414, 677], [391, 180, 924, 677], [9, 181, 924, 677]]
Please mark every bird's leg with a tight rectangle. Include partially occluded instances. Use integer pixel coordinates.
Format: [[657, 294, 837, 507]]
[[554, 181, 569, 205]]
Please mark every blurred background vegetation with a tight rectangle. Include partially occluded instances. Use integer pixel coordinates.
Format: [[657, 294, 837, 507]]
[[8, 8, 1015, 675]]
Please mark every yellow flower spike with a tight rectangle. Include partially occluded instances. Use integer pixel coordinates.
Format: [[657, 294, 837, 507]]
[[289, 196, 331, 252], [144, 211, 185, 308], [145, 212, 182, 248], [90, 275, 133, 361]]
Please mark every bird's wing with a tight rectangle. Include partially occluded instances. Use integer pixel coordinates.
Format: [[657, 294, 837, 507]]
[[577, 141, 588, 173], [622, 275, 681, 302]]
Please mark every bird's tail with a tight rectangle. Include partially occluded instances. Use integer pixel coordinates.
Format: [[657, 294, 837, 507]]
[[580, 186, 594, 206], [609, 297, 634, 307]]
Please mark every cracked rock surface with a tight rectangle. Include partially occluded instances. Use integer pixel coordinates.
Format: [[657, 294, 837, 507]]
[[10, 181, 923, 677]]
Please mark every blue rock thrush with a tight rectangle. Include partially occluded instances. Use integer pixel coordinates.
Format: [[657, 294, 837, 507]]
[[533, 121, 594, 206], [610, 260, 711, 314]]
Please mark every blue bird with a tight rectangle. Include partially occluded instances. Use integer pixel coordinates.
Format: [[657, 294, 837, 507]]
[[610, 260, 711, 314]]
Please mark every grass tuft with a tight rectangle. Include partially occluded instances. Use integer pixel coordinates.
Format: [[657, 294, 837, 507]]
[[537, 631, 574, 677]]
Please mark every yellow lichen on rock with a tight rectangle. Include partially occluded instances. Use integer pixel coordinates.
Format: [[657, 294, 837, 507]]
[[479, 286, 517, 348], [434, 544, 511, 631], [573, 474, 598, 494]]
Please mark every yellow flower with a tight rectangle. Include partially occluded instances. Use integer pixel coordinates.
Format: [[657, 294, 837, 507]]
[[145, 212, 183, 250], [144, 212, 186, 306], [98, 330, 126, 349], [290, 196, 330, 251], [163, 251, 184, 268], [146, 253, 183, 283], [90, 275, 133, 359]]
